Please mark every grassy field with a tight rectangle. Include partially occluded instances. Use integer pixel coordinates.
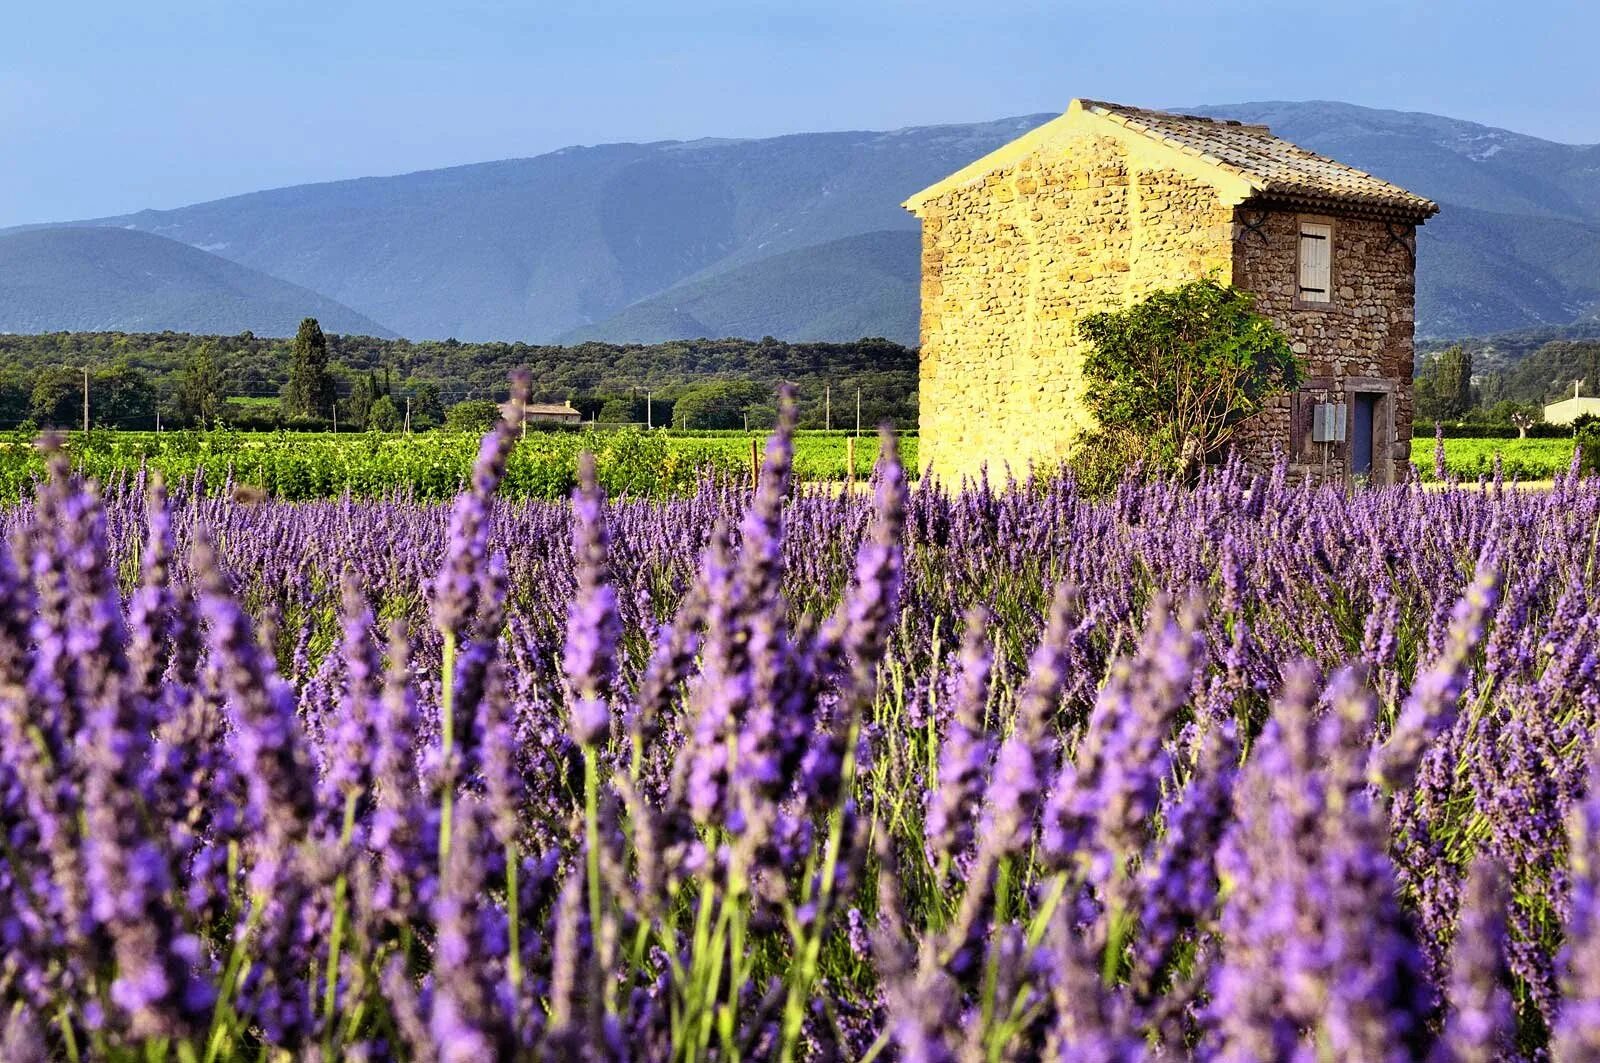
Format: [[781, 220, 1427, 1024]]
[[0, 426, 1576, 499], [0, 427, 916, 501], [1410, 435, 1577, 482]]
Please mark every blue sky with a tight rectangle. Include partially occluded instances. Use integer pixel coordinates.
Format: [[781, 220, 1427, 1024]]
[[3, 0, 1593, 227]]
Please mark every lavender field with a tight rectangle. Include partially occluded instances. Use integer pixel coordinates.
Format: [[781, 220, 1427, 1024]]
[[2, 381, 1599, 1061]]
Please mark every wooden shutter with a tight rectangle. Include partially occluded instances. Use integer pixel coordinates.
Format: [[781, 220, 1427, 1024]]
[[1298, 222, 1332, 302], [1290, 391, 1316, 460]]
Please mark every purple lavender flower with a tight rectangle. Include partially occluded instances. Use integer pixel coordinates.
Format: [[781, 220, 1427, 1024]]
[[1040, 594, 1202, 886], [1213, 666, 1432, 1063], [234, 855, 319, 1047], [838, 426, 906, 691], [429, 800, 514, 1060], [431, 371, 528, 644], [15, 376, 1600, 1058], [67, 476, 214, 1038], [925, 608, 994, 867], [628, 581, 705, 756], [680, 523, 741, 826], [1132, 717, 1238, 1000], [982, 583, 1077, 857], [1371, 558, 1499, 791], [874, 827, 960, 1063], [193, 531, 316, 857], [359, 616, 432, 938], [1554, 760, 1600, 1059], [1434, 856, 1516, 1063], [125, 477, 176, 702], [324, 566, 382, 837], [563, 451, 621, 748], [545, 859, 595, 1054]]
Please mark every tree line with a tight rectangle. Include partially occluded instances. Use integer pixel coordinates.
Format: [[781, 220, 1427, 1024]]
[[1413, 339, 1600, 436], [0, 323, 918, 432]]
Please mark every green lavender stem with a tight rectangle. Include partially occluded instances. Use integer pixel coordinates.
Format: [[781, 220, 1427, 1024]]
[[438, 631, 457, 869]]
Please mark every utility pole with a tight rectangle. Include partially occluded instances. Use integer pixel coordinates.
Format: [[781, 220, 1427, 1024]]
[[825, 384, 831, 432], [404, 396, 412, 433], [82, 367, 89, 434], [646, 391, 653, 429]]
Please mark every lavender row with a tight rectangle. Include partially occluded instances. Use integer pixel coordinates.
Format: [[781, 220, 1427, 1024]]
[[0, 384, 1597, 1059]]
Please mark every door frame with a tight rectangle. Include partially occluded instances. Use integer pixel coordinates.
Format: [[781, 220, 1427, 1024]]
[[1343, 377, 1396, 484]]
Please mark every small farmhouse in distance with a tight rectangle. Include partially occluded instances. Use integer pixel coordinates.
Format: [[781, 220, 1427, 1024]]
[[903, 98, 1439, 484], [528, 402, 583, 424], [500, 401, 584, 425], [1542, 385, 1600, 426]]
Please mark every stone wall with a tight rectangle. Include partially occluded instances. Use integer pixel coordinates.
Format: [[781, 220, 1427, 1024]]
[[916, 133, 1235, 483], [1230, 210, 1418, 484]]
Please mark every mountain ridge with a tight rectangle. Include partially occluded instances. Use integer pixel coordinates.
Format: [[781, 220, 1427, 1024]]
[[0, 227, 394, 338], [9, 102, 1600, 346]]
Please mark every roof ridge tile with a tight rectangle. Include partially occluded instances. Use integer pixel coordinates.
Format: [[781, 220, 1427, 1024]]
[[1075, 98, 1437, 221]]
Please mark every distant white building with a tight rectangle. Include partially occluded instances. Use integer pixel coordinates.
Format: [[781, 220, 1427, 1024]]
[[1543, 383, 1600, 426]]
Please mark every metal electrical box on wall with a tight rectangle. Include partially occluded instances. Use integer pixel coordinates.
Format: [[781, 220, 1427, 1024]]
[[1311, 402, 1348, 443]]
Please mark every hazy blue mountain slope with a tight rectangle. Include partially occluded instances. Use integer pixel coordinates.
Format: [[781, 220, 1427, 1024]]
[[40, 118, 1044, 341], [1415, 205, 1600, 336], [0, 227, 393, 337], [11, 102, 1600, 343], [563, 230, 919, 345]]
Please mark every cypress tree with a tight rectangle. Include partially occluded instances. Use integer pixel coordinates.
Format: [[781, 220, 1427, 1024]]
[[1434, 345, 1474, 419], [284, 318, 334, 419], [179, 344, 226, 427]]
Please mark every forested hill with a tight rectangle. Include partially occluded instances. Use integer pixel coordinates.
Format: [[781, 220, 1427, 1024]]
[[0, 331, 917, 430], [11, 102, 1600, 344]]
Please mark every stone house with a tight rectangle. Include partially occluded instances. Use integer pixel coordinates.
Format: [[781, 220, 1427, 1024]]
[[903, 98, 1439, 484], [499, 400, 584, 425], [527, 402, 583, 425]]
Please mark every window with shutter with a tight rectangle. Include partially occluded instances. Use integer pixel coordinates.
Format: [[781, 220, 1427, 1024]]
[[1298, 221, 1332, 303]]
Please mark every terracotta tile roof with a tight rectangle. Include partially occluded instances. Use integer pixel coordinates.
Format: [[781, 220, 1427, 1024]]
[[499, 401, 583, 419], [1078, 99, 1438, 222]]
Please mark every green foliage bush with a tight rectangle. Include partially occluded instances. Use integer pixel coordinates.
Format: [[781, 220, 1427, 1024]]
[[1577, 424, 1600, 476], [444, 400, 503, 433], [367, 394, 402, 432], [1066, 429, 1148, 497], [1415, 418, 1569, 440], [1078, 280, 1299, 473], [672, 380, 770, 429]]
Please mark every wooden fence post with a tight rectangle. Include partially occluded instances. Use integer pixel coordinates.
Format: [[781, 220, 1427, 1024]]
[[846, 435, 856, 493], [751, 436, 760, 490]]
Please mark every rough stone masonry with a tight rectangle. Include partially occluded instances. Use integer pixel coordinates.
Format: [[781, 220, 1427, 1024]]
[[903, 98, 1438, 486]]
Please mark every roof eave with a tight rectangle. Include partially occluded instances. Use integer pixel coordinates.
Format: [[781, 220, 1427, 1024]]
[[1243, 190, 1440, 226]]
